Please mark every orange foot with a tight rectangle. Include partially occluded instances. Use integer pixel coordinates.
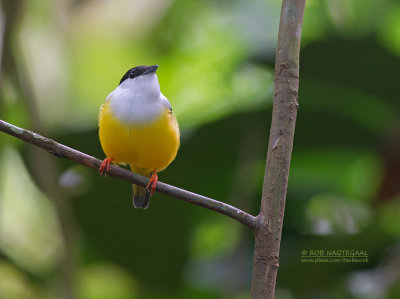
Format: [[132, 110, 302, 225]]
[[146, 171, 158, 196], [99, 157, 114, 177]]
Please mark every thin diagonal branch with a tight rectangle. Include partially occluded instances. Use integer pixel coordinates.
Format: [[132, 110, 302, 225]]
[[0, 119, 256, 230]]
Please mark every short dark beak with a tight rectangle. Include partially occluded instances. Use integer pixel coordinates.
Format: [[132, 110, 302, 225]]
[[144, 65, 159, 75]]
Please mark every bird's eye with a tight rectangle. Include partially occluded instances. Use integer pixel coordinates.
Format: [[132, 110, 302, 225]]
[[129, 72, 135, 78]]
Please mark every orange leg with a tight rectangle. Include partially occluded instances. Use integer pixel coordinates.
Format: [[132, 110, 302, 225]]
[[99, 157, 114, 176], [146, 171, 158, 196]]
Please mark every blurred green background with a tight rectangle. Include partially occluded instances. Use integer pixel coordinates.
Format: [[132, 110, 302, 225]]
[[1, 0, 400, 298]]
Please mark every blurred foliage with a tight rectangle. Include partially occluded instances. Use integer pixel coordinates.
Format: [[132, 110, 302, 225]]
[[0, 148, 62, 275], [1, 0, 400, 298]]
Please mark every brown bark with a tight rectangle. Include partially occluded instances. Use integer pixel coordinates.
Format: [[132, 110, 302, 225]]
[[0, 119, 257, 230], [250, 0, 306, 298]]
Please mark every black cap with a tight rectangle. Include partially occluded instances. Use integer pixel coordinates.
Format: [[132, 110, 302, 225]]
[[119, 65, 159, 84]]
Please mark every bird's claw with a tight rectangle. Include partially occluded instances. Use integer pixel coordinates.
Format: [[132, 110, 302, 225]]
[[99, 157, 113, 177], [146, 172, 158, 195]]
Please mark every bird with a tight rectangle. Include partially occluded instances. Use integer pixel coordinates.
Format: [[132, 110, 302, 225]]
[[98, 65, 180, 209]]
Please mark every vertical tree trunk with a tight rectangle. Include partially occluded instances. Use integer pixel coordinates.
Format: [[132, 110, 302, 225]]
[[250, 1, 306, 298]]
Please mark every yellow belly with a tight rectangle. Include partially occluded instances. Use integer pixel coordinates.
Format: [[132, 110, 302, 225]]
[[98, 102, 180, 171]]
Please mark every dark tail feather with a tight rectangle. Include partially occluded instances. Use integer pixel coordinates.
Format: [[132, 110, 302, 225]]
[[130, 166, 152, 209], [132, 184, 151, 209]]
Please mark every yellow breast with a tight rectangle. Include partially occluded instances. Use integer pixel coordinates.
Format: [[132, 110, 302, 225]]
[[98, 101, 180, 171]]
